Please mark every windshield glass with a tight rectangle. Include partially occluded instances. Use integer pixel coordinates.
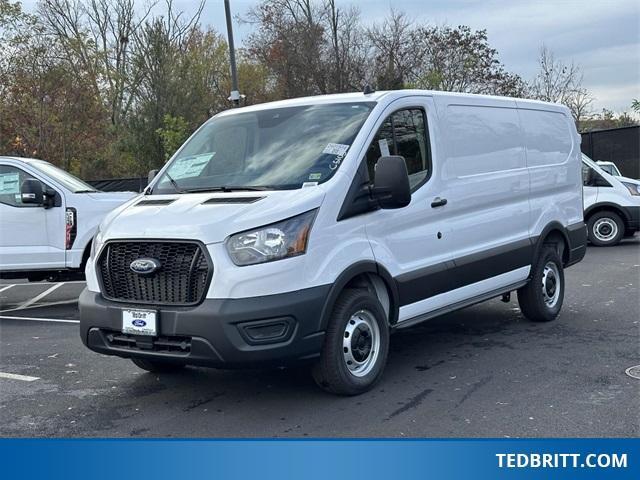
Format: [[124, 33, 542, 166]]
[[30, 160, 97, 193], [153, 102, 375, 193]]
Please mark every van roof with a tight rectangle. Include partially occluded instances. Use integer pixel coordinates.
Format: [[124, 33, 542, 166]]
[[218, 89, 569, 116]]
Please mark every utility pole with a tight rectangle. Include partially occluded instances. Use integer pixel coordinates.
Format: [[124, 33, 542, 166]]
[[224, 0, 242, 107]]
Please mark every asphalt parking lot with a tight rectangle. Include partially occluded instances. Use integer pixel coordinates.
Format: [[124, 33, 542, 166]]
[[0, 239, 638, 438]]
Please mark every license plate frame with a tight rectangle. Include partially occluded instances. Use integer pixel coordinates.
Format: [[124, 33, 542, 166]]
[[122, 309, 157, 336]]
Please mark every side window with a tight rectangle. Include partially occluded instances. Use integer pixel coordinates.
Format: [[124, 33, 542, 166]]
[[582, 163, 592, 186], [366, 108, 430, 190], [0, 165, 38, 207], [582, 163, 612, 188]]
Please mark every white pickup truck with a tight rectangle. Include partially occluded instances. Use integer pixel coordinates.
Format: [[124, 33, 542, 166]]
[[0, 156, 136, 281]]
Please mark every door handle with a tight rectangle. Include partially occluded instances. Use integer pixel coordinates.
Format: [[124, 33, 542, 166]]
[[431, 197, 447, 208]]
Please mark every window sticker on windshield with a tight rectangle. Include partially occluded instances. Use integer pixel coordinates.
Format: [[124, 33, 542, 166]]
[[169, 153, 214, 179], [323, 143, 350, 156], [308, 173, 322, 181], [0, 172, 19, 194], [302, 182, 318, 188], [378, 139, 390, 157]]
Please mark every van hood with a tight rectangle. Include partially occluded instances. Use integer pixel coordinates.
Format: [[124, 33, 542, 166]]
[[617, 175, 640, 185], [101, 188, 326, 244]]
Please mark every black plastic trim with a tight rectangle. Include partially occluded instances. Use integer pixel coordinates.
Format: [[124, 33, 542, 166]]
[[79, 285, 329, 367], [394, 280, 528, 329], [135, 199, 175, 206], [318, 261, 400, 328], [621, 206, 640, 231], [203, 196, 265, 205], [396, 238, 534, 307], [584, 202, 632, 222]]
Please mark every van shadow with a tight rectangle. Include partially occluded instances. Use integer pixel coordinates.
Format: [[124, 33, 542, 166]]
[[121, 299, 528, 400]]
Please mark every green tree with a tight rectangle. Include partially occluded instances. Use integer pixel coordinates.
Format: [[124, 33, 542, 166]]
[[156, 115, 190, 161]]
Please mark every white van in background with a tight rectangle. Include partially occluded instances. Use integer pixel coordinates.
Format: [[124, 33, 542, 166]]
[[79, 90, 586, 395], [582, 154, 640, 246], [0, 157, 136, 281]]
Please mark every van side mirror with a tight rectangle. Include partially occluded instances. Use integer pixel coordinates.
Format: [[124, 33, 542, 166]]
[[371, 156, 411, 209], [20, 179, 44, 205], [148, 169, 159, 184]]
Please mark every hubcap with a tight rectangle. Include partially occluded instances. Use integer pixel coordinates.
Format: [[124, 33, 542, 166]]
[[593, 218, 618, 242], [342, 310, 381, 378], [541, 261, 561, 308]]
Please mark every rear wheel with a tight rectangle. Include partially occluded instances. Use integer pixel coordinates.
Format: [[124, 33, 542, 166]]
[[587, 211, 624, 246], [131, 358, 185, 373], [517, 245, 564, 322], [313, 289, 389, 395]]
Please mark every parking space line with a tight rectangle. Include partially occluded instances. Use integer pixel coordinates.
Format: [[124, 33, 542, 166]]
[[16, 282, 64, 310], [0, 314, 79, 324], [0, 284, 14, 293], [0, 372, 40, 382], [0, 298, 78, 314]]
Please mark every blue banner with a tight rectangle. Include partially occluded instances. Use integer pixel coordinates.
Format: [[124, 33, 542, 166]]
[[0, 438, 637, 479]]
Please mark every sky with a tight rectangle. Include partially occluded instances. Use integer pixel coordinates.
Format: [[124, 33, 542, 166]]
[[22, 0, 640, 113]]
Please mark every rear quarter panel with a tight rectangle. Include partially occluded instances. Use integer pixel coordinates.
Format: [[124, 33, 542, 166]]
[[516, 102, 583, 237]]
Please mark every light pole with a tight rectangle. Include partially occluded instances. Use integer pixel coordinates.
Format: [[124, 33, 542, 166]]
[[224, 0, 242, 107]]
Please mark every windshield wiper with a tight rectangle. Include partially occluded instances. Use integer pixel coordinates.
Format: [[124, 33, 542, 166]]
[[165, 172, 185, 193], [183, 186, 271, 193], [74, 189, 98, 193]]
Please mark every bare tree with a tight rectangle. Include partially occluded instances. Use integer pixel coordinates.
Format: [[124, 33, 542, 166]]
[[530, 45, 593, 124], [38, 0, 156, 127], [366, 10, 419, 89]]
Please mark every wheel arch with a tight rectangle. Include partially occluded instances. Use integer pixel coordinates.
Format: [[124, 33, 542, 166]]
[[318, 261, 399, 331], [534, 222, 571, 267], [584, 202, 630, 225]]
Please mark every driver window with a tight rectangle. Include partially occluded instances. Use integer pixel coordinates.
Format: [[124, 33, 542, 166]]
[[0, 165, 38, 207], [365, 108, 430, 190]]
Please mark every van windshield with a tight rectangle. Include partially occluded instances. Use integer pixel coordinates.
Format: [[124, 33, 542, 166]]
[[152, 102, 375, 193]]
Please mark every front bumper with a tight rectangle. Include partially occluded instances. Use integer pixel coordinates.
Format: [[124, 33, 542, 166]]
[[79, 285, 330, 368], [622, 205, 640, 232]]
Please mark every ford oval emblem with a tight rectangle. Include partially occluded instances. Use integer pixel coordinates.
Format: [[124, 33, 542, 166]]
[[130, 258, 161, 275], [132, 319, 147, 327]]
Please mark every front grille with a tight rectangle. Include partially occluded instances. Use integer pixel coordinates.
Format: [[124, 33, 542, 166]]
[[98, 241, 211, 305]]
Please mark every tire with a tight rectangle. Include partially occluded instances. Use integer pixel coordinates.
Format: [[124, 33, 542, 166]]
[[313, 289, 390, 395], [131, 358, 185, 373], [587, 211, 624, 247], [517, 245, 564, 322]]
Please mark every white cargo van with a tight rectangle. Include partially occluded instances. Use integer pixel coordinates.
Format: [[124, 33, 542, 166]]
[[0, 157, 136, 281], [79, 90, 587, 395], [582, 155, 640, 246]]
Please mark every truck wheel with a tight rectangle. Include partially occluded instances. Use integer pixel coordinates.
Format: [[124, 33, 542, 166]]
[[131, 358, 185, 373], [517, 245, 564, 322], [587, 211, 624, 246], [313, 289, 389, 395]]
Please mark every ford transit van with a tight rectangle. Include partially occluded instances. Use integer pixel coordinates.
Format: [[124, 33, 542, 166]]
[[79, 90, 587, 395], [582, 154, 640, 246]]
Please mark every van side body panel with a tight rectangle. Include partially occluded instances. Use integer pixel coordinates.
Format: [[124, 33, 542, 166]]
[[516, 101, 584, 244]]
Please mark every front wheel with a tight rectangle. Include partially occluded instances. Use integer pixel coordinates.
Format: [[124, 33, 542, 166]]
[[587, 211, 624, 246], [517, 245, 564, 322], [313, 289, 389, 395]]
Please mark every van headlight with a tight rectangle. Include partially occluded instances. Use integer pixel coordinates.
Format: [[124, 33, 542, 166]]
[[90, 224, 104, 259], [621, 182, 640, 196], [226, 210, 317, 266]]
